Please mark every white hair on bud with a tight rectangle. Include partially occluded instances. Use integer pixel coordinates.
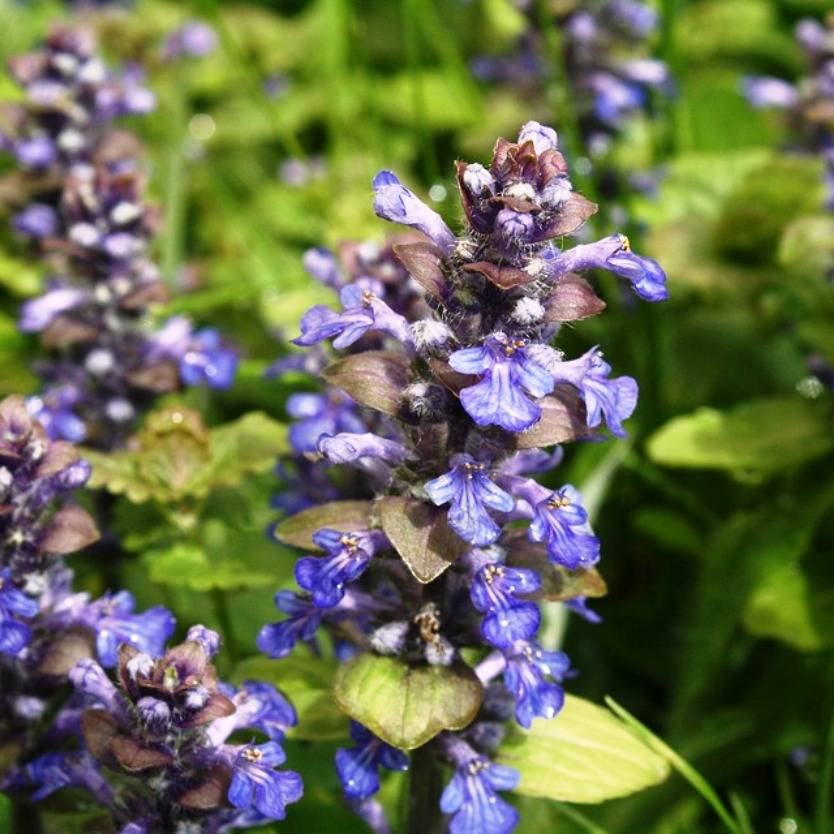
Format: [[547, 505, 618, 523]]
[[511, 296, 546, 325], [504, 182, 536, 201], [540, 176, 573, 208], [404, 382, 442, 418], [411, 319, 455, 352], [462, 163, 495, 196], [524, 257, 546, 276], [454, 237, 479, 260]]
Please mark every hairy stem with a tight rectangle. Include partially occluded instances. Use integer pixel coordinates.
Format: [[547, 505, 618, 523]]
[[406, 742, 444, 834]]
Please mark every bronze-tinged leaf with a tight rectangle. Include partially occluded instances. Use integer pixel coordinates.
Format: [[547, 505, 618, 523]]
[[81, 710, 120, 761], [463, 261, 537, 290], [128, 362, 181, 393], [39, 505, 100, 555], [504, 533, 607, 601], [378, 496, 467, 583], [182, 692, 236, 728], [41, 316, 98, 348], [429, 358, 479, 396], [95, 129, 145, 166], [120, 280, 170, 310], [179, 767, 231, 809], [111, 736, 174, 772], [490, 194, 540, 213], [33, 440, 78, 478], [38, 628, 95, 676], [0, 395, 33, 435], [514, 387, 593, 449], [275, 501, 376, 550], [531, 193, 598, 242], [542, 274, 606, 322], [334, 654, 483, 750], [321, 351, 410, 417], [393, 242, 450, 300]]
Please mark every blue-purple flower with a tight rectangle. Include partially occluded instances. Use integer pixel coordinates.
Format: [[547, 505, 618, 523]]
[[450, 334, 555, 433], [372, 171, 456, 255], [425, 454, 515, 546], [440, 756, 520, 834], [179, 328, 238, 389], [286, 391, 366, 454], [295, 529, 386, 609], [228, 742, 303, 820], [294, 284, 413, 349], [470, 564, 541, 649], [503, 642, 570, 728], [545, 233, 668, 302], [72, 590, 175, 667], [553, 347, 638, 437], [335, 722, 409, 800], [528, 485, 600, 569], [257, 591, 324, 658], [0, 570, 38, 655], [317, 433, 409, 467]]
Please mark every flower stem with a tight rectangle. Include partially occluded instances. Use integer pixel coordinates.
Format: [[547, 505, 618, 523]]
[[406, 743, 444, 834]]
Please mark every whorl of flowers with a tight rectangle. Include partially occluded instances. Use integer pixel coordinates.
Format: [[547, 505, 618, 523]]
[[743, 14, 834, 210], [21, 626, 302, 830], [0, 26, 236, 449], [0, 394, 174, 790], [261, 122, 667, 833]]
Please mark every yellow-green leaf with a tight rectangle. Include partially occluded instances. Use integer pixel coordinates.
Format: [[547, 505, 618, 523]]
[[334, 654, 482, 750], [497, 695, 670, 803]]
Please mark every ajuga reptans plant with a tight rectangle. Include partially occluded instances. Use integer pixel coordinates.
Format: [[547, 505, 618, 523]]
[[261, 122, 667, 833], [1, 26, 235, 449], [0, 398, 302, 828], [0, 395, 173, 793]]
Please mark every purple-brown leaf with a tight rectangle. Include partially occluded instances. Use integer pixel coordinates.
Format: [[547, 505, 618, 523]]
[[322, 351, 410, 417], [531, 193, 598, 242], [378, 496, 467, 583], [514, 387, 594, 449], [542, 274, 606, 322], [39, 505, 100, 555], [393, 242, 450, 300], [463, 261, 537, 290]]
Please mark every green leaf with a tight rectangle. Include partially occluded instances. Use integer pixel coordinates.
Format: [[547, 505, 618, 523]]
[[713, 156, 824, 265], [142, 542, 273, 591], [85, 408, 288, 504], [779, 215, 834, 279], [743, 563, 834, 651], [0, 251, 41, 297], [647, 397, 833, 479], [208, 412, 288, 488], [233, 656, 348, 741], [334, 654, 483, 750], [497, 695, 669, 803], [275, 501, 375, 550]]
